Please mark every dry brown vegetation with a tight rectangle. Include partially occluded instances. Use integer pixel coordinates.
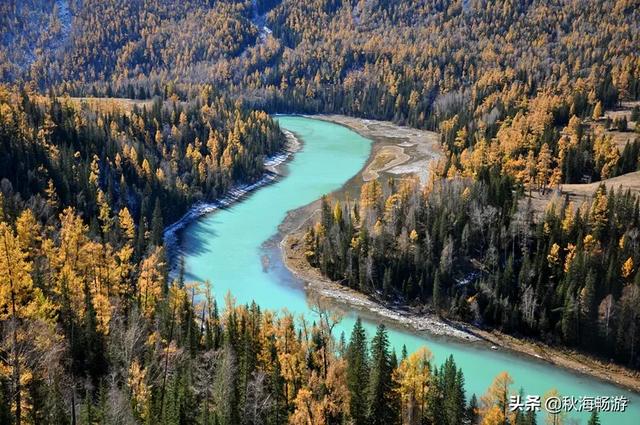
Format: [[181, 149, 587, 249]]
[[521, 171, 640, 217], [363, 147, 409, 182], [601, 101, 640, 150], [63, 96, 154, 114], [562, 171, 640, 197]]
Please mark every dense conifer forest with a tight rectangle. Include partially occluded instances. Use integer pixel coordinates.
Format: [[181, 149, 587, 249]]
[[1, 0, 639, 424], [305, 174, 640, 367]]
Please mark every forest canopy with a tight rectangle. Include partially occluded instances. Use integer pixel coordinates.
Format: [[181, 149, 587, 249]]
[[1, 1, 639, 424]]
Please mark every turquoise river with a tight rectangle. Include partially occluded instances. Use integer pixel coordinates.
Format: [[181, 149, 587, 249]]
[[179, 116, 639, 424]]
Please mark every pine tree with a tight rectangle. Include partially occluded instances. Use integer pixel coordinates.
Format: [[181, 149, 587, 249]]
[[366, 324, 395, 425], [426, 368, 444, 425], [347, 318, 370, 425], [468, 394, 479, 424], [587, 410, 601, 425], [433, 273, 442, 313], [441, 356, 466, 425], [151, 198, 164, 246]]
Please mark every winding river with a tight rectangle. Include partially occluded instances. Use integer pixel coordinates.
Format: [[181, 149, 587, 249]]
[[179, 116, 639, 424]]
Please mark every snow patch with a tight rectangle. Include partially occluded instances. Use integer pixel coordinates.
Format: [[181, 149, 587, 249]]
[[300, 277, 480, 341], [251, 0, 272, 43]]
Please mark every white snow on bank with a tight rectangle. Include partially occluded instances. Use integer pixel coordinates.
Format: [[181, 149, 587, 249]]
[[164, 130, 299, 275], [250, 0, 273, 43], [349, 295, 480, 341], [296, 268, 480, 341]]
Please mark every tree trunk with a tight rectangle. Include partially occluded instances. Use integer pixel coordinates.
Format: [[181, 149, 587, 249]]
[[160, 302, 177, 418], [11, 310, 21, 425]]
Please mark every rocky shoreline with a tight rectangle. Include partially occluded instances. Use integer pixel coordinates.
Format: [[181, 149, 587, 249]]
[[281, 232, 479, 341]]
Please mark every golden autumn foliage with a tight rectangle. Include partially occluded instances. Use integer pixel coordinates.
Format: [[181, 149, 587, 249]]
[[0, 1, 639, 423], [128, 360, 151, 421], [622, 257, 634, 280], [360, 180, 383, 214], [547, 243, 561, 266], [0, 222, 36, 322], [137, 247, 166, 318], [393, 347, 432, 423], [480, 372, 516, 425]]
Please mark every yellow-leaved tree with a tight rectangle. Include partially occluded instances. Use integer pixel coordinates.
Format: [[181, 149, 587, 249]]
[[589, 187, 609, 237], [542, 388, 566, 425], [0, 222, 36, 425], [622, 257, 634, 280], [393, 346, 432, 424], [115, 207, 136, 298], [46, 207, 91, 317], [128, 359, 151, 422], [137, 246, 166, 318], [480, 372, 516, 425]]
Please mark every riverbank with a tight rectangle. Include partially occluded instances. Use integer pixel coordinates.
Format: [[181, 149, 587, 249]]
[[163, 129, 300, 275], [281, 232, 478, 341], [309, 114, 442, 183], [276, 115, 442, 236], [278, 115, 640, 394]]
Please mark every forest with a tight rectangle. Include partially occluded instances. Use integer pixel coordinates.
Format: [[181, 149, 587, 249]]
[[1, 0, 640, 424], [299, 0, 640, 367], [1, 1, 638, 127], [0, 87, 540, 425], [305, 172, 640, 365], [0, 86, 284, 242]]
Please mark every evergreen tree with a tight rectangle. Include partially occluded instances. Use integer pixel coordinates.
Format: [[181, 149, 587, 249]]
[[588, 410, 601, 425], [366, 324, 395, 425], [468, 394, 479, 424], [433, 273, 442, 312], [347, 318, 370, 425], [426, 368, 444, 425], [151, 198, 164, 247]]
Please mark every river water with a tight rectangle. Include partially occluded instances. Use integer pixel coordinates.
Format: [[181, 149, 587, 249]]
[[179, 116, 639, 424]]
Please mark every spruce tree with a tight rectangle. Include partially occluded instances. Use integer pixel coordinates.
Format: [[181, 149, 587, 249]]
[[440, 356, 466, 425], [433, 273, 442, 312], [467, 393, 478, 424], [347, 318, 370, 425], [426, 368, 444, 424], [366, 324, 394, 425], [151, 198, 164, 246], [587, 410, 601, 425]]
